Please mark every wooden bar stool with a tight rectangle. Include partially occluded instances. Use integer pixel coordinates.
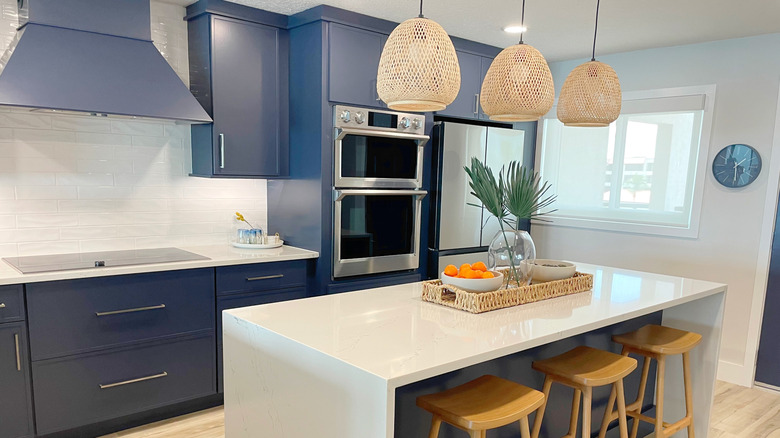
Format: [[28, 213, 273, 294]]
[[598, 324, 702, 438], [416, 375, 545, 438], [531, 346, 637, 438]]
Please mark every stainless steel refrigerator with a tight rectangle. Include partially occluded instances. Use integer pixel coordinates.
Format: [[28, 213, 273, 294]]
[[427, 121, 536, 278]]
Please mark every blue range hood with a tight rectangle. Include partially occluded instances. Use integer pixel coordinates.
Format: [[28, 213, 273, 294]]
[[0, 0, 212, 123]]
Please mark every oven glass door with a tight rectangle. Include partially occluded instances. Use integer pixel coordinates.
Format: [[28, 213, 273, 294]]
[[333, 189, 427, 278], [335, 128, 428, 188]]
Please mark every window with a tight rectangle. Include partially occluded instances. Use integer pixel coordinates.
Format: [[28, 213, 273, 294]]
[[537, 86, 715, 237]]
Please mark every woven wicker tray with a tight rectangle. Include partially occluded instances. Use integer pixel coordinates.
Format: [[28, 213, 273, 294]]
[[421, 272, 594, 314]]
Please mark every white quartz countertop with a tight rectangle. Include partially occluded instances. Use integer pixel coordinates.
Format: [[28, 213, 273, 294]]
[[0, 244, 318, 285], [225, 263, 726, 387]]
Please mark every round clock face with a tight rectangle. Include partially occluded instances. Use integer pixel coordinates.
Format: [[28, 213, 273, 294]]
[[712, 144, 762, 188]]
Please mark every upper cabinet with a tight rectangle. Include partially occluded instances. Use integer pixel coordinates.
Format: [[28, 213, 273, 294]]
[[437, 51, 495, 120], [328, 23, 387, 108], [187, 6, 289, 178]]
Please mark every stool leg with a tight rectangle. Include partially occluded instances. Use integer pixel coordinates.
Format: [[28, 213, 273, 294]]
[[597, 385, 616, 438], [566, 389, 582, 438], [582, 386, 593, 438], [615, 379, 629, 438], [520, 416, 531, 438], [630, 355, 652, 412], [531, 376, 553, 438], [427, 415, 442, 438], [655, 356, 666, 438], [683, 351, 695, 438]]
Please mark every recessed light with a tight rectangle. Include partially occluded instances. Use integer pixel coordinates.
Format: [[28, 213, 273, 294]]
[[503, 25, 527, 34]]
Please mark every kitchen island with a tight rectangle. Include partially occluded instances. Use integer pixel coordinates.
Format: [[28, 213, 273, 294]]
[[222, 263, 726, 438]]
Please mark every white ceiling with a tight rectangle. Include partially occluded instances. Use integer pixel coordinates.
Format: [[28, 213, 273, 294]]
[[197, 0, 780, 62]]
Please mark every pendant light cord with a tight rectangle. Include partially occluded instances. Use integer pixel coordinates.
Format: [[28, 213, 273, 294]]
[[591, 0, 600, 61], [419, 0, 424, 18], [519, 0, 526, 44]]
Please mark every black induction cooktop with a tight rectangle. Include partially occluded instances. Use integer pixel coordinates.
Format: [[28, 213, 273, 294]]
[[2, 247, 210, 274]]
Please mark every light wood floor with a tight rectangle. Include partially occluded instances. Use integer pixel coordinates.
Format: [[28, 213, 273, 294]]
[[101, 381, 780, 438]]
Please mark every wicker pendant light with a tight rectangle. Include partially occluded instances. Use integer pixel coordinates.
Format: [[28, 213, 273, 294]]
[[480, 0, 554, 122], [557, 0, 622, 127], [377, 0, 460, 112]]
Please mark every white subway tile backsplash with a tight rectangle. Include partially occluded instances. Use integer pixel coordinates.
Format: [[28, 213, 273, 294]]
[[16, 186, 78, 200], [18, 241, 79, 257], [16, 213, 78, 228], [15, 128, 77, 143], [56, 173, 114, 186], [0, 1, 266, 258], [51, 116, 112, 133], [0, 113, 51, 129]]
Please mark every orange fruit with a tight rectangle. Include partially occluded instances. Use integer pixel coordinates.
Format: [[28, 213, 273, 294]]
[[444, 264, 458, 277], [472, 261, 487, 272], [466, 269, 483, 279], [459, 263, 472, 272], [482, 271, 495, 278], [457, 271, 468, 278]]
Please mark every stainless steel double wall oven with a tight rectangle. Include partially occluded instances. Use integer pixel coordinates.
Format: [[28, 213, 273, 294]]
[[332, 105, 428, 278]]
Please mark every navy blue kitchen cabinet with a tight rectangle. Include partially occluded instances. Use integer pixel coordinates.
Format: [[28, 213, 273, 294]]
[[26, 269, 217, 436], [436, 51, 496, 120], [328, 23, 387, 108], [0, 318, 34, 438], [187, 2, 289, 177], [215, 261, 308, 392]]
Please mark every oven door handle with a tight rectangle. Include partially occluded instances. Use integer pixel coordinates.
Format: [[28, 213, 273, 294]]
[[333, 189, 428, 202], [335, 127, 429, 142]]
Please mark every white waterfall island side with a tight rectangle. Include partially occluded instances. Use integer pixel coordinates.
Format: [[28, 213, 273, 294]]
[[222, 263, 726, 438]]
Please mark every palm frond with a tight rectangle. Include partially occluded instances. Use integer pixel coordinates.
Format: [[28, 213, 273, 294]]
[[504, 161, 557, 222], [464, 157, 507, 221]]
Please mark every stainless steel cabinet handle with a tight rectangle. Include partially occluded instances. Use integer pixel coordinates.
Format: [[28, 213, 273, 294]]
[[474, 94, 480, 115], [219, 133, 225, 169], [0, 303, 5, 308], [14, 333, 20, 371], [95, 304, 166, 317], [246, 274, 284, 281], [99, 371, 168, 389]]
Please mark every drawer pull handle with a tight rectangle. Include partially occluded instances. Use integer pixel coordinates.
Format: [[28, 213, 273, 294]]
[[0, 303, 5, 308], [99, 371, 168, 389], [14, 333, 20, 371], [246, 274, 284, 281], [95, 304, 166, 317]]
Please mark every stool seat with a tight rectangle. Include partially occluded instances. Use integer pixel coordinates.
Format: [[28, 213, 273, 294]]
[[532, 346, 638, 387], [612, 324, 702, 356], [417, 375, 545, 432]]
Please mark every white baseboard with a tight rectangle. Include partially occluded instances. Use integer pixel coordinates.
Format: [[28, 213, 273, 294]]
[[717, 359, 753, 386]]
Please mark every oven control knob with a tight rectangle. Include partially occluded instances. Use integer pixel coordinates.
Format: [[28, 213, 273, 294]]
[[354, 111, 365, 124], [399, 117, 411, 129], [339, 110, 351, 123], [411, 118, 422, 129]]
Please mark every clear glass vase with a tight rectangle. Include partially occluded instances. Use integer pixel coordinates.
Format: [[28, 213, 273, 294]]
[[487, 229, 536, 288]]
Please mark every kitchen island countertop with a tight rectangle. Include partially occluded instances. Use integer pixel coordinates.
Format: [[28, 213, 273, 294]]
[[223, 262, 726, 438]]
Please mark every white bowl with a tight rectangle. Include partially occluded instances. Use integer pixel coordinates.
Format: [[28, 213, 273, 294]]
[[524, 259, 576, 282], [440, 270, 504, 292]]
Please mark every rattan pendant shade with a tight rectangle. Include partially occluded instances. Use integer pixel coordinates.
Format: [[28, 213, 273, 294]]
[[557, 61, 621, 126], [557, 0, 622, 127], [480, 43, 555, 122], [377, 17, 461, 112]]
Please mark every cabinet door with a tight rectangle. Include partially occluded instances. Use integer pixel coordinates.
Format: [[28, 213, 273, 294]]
[[437, 51, 482, 119], [479, 56, 494, 120], [212, 16, 283, 176], [329, 23, 386, 108], [0, 324, 33, 438]]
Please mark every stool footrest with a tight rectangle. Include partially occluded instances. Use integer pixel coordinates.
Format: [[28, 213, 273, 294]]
[[625, 409, 671, 428]]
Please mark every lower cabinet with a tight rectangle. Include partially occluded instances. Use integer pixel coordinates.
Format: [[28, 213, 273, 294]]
[[32, 334, 215, 436], [0, 323, 33, 438]]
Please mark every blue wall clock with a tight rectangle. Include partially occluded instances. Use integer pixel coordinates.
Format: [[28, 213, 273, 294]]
[[712, 144, 761, 188]]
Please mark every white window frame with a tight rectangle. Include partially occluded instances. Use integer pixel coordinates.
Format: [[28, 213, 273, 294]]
[[534, 85, 716, 238]]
